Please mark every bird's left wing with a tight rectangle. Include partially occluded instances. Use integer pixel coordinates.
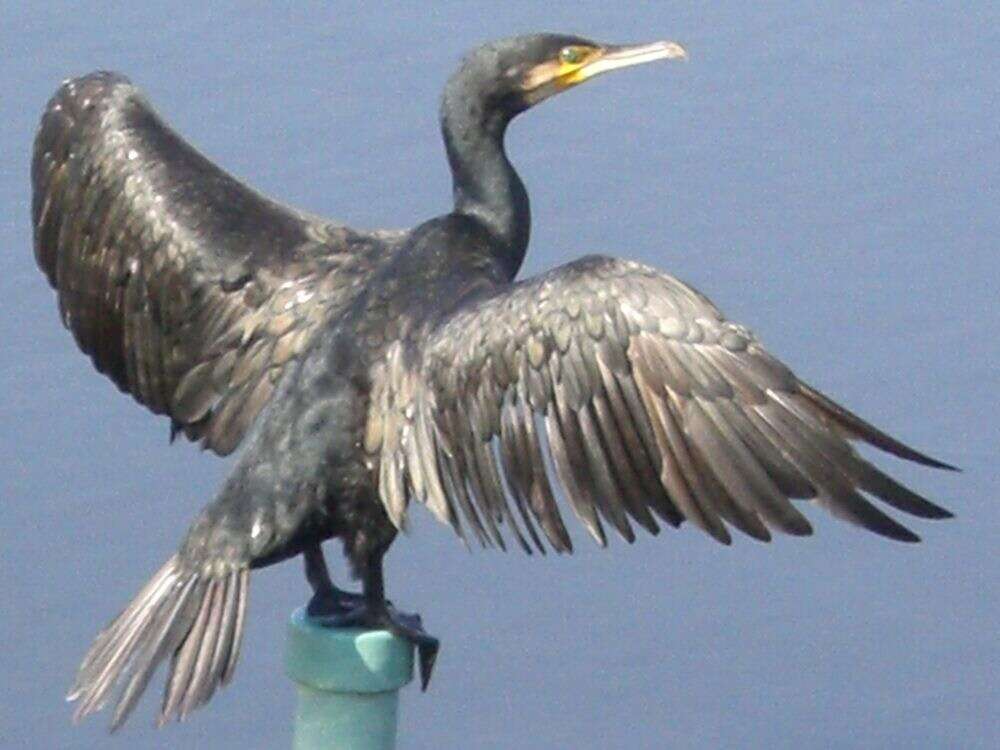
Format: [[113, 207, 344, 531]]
[[373, 255, 953, 553]]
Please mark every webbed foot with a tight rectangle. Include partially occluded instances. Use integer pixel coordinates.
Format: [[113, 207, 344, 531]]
[[306, 588, 366, 618]]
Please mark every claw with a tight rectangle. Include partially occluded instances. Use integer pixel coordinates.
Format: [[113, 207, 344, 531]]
[[415, 637, 439, 691], [384, 606, 438, 690]]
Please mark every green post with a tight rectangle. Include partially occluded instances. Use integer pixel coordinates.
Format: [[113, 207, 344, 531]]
[[285, 607, 414, 750]]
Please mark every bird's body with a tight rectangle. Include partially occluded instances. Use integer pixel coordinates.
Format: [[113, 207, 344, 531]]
[[32, 34, 955, 731], [214, 212, 513, 573]]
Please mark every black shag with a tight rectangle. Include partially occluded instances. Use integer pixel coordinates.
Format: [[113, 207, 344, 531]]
[[32, 34, 955, 730]]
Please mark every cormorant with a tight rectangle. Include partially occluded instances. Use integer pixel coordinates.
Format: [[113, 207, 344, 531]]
[[32, 34, 955, 731]]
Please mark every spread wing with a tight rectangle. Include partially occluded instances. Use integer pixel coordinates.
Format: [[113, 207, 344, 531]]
[[374, 255, 954, 552], [32, 71, 396, 454]]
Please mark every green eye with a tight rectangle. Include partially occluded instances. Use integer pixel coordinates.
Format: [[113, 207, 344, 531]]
[[559, 46, 585, 65]]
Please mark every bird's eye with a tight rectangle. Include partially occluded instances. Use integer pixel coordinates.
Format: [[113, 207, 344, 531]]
[[559, 46, 585, 65]]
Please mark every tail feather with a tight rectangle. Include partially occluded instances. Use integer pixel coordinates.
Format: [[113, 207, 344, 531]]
[[161, 578, 222, 722], [223, 569, 249, 685], [71, 560, 178, 694], [67, 555, 250, 731], [110, 576, 200, 729]]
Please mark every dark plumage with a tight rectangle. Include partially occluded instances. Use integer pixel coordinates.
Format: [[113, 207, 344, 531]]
[[32, 34, 954, 730]]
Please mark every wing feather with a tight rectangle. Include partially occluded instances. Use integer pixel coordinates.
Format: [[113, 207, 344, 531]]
[[498, 389, 550, 552], [372, 255, 952, 551], [545, 404, 608, 546], [32, 72, 394, 454], [596, 357, 684, 527]]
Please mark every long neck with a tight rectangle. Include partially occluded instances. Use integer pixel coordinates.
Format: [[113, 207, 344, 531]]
[[440, 86, 530, 277]]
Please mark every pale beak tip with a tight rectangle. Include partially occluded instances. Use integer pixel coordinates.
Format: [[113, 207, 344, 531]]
[[661, 41, 688, 61]]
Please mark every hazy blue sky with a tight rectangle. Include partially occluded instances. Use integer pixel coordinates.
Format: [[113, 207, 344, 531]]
[[1, 3, 996, 748]]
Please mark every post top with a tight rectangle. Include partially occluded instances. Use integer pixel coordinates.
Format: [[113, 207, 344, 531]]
[[285, 607, 414, 693]]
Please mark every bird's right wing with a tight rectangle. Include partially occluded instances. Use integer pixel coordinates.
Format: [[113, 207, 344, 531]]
[[373, 255, 953, 552], [32, 72, 395, 455]]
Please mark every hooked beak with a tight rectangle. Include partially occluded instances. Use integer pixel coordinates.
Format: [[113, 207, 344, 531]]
[[521, 40, 687, 106], [566, 41, 688, 85]]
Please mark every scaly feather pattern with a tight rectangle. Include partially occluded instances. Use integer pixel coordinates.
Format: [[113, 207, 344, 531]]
[[374, 255, 953, 549]]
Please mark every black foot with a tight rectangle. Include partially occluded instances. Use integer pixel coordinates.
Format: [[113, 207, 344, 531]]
[[318, 601, 439, 690], [306, 588, 366, 618]]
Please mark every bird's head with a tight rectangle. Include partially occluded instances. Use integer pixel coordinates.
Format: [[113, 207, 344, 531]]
[[444, 33, 687, 124]]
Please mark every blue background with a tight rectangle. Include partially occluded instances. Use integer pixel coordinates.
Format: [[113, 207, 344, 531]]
[[1, 3, 996, 748]]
